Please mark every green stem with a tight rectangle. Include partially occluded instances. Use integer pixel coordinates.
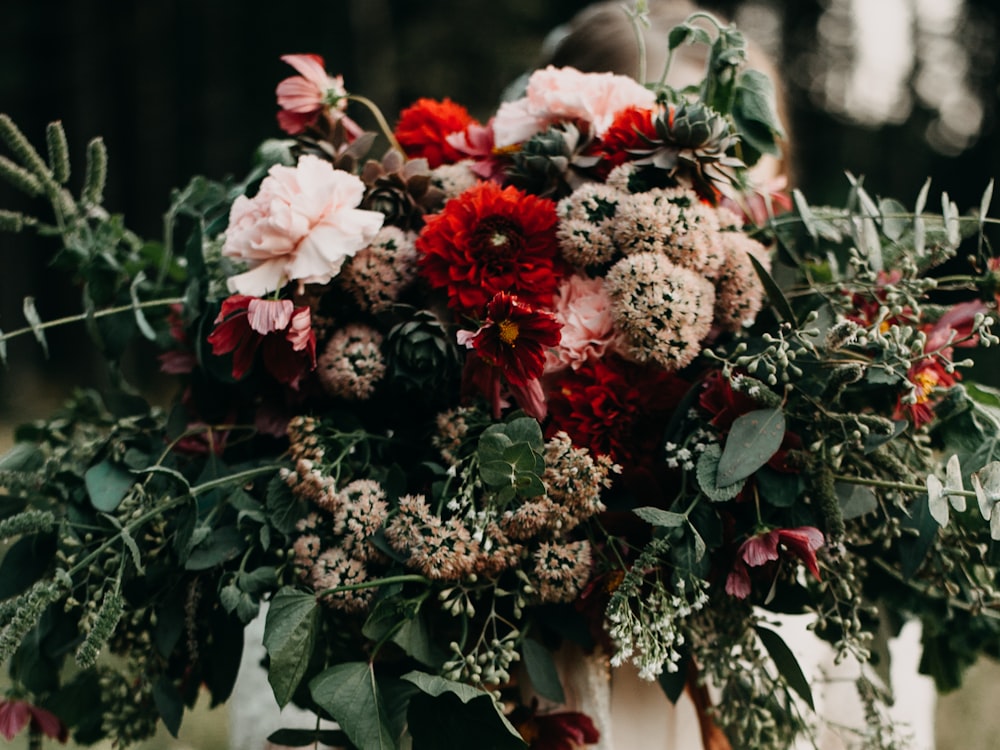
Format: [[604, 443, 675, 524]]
[[347, 95, 403, 154], [65, 465, 282, 581], [0, 296, 185, 346], [833, 473, 976, 499], [872, 558, 1000, 620], [316, 574, 430, 599]]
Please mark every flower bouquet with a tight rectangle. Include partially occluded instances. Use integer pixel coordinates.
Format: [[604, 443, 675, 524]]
[[2, 8, 1000, 750]]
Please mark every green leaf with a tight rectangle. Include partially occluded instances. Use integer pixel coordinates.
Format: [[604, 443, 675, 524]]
[[732, 69, 783, 157], [633, 506, 687, 527], [879, 198, 908, 242], [755, 465, 800, 508], [480, 460, 515, 487], [407, 689, 527, 750], [22, 296, 48, 358], [521, 638, 565, 703], [837, 482, 878, 520], [84, 459, 134, 512], [264, 587, 320, 708], [129, 270, 157, 341], [310, 662, 397, 750], [500, 416, 544, 451], [657, 649, 691, 704], [717, 408, 786, 487], [266, 473, 306, 536], [153, 675, 184, 738], [792, 189, 819, 245], [755, 625, 814, 710], [184, 525, 245, 570], [695, 444, 744, 502], [748, 253, 797, 327], [266, 729, 351, 748]]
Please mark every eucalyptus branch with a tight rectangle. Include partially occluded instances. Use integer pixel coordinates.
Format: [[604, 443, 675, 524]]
[[872, 558, 1000, 620], [0, 296, 184, 349]]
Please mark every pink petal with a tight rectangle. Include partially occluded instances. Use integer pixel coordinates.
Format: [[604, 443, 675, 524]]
[[0, 701, 30, 741], [740, 531, 780, 567], [246, 298, 294, 335], [279, 54, 330, 92]]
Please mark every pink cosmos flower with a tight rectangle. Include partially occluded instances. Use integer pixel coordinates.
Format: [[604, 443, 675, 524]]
[[446, 120, 505, 181], [544, 274, 621, 374], [207, 295, 317, 388], [222, 155, 384, 296], [275, 54, 361, 137], [492, 66, 657, 148], [726, 526, 824, 599], [0, 698, 67, 743]]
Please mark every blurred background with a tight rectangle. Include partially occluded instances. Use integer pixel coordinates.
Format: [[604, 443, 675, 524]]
[[1, 0, 999, 747]]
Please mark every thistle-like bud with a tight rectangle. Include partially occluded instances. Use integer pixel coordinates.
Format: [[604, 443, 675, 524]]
[[75, 588, 125, 668], [0, 154, 43, 196], [46, 121, 71, 184], [0, 114, 51, 179], [0, 210, 25, 232], [82, 137, 108, 206], [0, 509, 55, 540]]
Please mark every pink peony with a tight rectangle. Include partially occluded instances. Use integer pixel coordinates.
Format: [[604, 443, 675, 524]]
[[545, 274, 621, 373], [492, 66, 657, 148], [222, 155, 384, 296]]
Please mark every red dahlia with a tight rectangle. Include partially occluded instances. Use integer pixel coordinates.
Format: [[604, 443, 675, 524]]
[[590, 106, 658, 177], [417, 182, 561, 314], [465, 292, 562, 386], [546, 355, 684, 465], [394, 97, 478, 168]]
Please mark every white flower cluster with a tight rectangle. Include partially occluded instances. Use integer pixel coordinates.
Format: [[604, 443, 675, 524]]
[[606, 576, 709, 681]]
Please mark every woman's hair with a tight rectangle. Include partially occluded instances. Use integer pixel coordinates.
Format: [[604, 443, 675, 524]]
[[539, 0, 792, 182]]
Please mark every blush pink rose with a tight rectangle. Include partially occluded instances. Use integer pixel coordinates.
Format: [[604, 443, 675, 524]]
[[492, 66, 657, 148], [222, 155, 384, 296], [545, 274, 622, 373]]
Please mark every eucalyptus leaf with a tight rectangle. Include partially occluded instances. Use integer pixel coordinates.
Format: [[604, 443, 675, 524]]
[[749, 253, 797, 327], [716, 408, 786, 486], [21, 296, 48, 358], [264, 588, 320, 708], [696, 444, 744, 502], [310, 662, 397, 750], [836, 483, 878, 520], [153, 675, 184, 737], [755, 625, 815, 710], [266, 729, 351, 748], [633, 506, 687, 527], [84, 459, 134, 512], [521, 638, 565, 704]]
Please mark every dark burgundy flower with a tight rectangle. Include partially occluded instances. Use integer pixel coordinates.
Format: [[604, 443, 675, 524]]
[[726, 526, 824, 599], [207, 295, 316, 388], [463, 293, 561, 387], [546, 355, 685, 465], [0, 699, 68, 743], [512, 700, 600, 750]]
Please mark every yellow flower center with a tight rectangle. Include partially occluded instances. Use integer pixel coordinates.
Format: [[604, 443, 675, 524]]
[[913, 369, 940, 403], [498, 319, 519, 346]]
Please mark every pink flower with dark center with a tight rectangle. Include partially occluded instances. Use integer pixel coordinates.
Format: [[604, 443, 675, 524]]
[[207, 295, 317, 387], [0, 699, 67, 743], [726, 526, 824, 599]]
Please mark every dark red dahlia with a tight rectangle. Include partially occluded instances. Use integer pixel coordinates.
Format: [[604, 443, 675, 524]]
[[394, 97, 478, 168], [207, 295, 317, 388], [546, 355, 685, 466], [417, 182, 562, 314]]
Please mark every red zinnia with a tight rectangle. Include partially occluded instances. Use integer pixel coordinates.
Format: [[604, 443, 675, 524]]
[[417, 182, 562, 315], [726, 526, 824, 599], [0, 699, 67, 743], [463, 292, 561, 386], [394, 97, 478, 168], [207, 295, 317, 388]]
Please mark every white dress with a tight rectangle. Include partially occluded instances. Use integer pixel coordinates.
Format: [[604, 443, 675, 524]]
[[228, 608, 936, 749]]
